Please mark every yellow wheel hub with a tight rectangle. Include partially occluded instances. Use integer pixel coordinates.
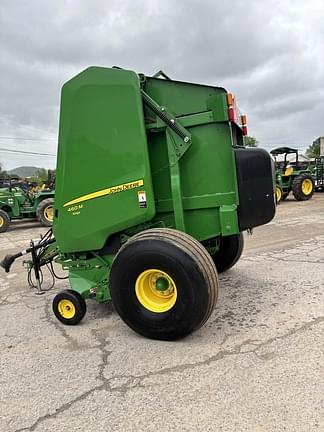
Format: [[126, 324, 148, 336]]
[[44, 205, 54, 222], [0, 215, 4, 228], [302, 179, 313, 195], [135, 269, 177, 313], [58, 299, 76, 319], [276, 186, 282, 202]]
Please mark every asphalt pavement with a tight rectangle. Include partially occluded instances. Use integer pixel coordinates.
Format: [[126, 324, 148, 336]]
[[0, 194, 323, 432]]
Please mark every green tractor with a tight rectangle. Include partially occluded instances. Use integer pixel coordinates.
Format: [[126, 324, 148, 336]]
[[313, 156, 324, 191], [1, 67, 275, 340], [270, 147, 315, 203], [0, 182, 54, 233]]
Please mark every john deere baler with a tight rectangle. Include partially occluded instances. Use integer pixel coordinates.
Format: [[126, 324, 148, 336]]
[[1, 67, 275, 340]]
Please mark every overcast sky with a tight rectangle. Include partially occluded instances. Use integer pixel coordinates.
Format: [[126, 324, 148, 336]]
[[0, 0, 323, 170]]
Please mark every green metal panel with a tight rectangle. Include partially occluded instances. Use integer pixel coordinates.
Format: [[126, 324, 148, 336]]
[[54, 67, 156, 253], [144, 77, 228, 120], [143, 77, 239, 240]]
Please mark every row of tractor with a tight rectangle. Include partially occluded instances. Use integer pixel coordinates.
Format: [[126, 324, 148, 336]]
[[271, 147, 324, 203], [0, 180, 54, 232]]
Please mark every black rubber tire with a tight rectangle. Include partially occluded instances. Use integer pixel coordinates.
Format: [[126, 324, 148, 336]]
[[52, 289, 87, 325], [208, 233, 244, 274], [281, 192, 289, 201], [0, 209, 10, 233], [36, 198, 54, 227], [110, 228, 219, 340], [292, 173, 315, 201]]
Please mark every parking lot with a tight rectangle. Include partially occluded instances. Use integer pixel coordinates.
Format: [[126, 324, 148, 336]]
[[0, 194, 323, 432]]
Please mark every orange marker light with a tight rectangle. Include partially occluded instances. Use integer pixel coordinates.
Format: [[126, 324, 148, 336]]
[[240, 115, 247, 126], [226, 93, 234, 106]]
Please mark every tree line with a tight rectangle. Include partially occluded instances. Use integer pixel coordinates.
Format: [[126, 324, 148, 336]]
[[0, 163, 55, 184]]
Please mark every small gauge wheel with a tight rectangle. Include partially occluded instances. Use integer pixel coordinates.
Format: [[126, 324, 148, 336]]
[[52, 289, 87, 325]]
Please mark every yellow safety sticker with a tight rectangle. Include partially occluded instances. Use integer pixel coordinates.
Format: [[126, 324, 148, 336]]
[[63, 179, 144, 207]]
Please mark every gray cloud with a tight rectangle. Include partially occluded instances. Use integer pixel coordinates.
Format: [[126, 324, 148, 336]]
[[0, 0, 323, 169]]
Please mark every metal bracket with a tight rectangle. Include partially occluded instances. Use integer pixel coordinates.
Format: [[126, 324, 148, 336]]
[[141, 89, 190, 232], [30, 240, 44, 295], [166, 129, 186, 231], [152, 70, 172, 80], [141, 90, 191, 162]]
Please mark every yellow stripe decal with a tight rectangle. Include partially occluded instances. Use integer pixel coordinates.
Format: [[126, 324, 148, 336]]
[[63, 179, 144, 207]]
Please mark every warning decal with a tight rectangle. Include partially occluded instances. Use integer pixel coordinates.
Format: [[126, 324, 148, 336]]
[[138, 190, 147, 208]]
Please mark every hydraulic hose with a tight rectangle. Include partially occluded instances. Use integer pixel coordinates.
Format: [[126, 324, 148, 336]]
[[0, 238, 56, 273]]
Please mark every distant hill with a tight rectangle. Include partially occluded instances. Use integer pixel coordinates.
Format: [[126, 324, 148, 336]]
[[8, 166, 40, 177]]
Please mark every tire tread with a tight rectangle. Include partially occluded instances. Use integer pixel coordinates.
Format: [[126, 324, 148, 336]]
[[0, 209, 10, 233], [36, 198, 54, 227], [292, 173, 314, 201]]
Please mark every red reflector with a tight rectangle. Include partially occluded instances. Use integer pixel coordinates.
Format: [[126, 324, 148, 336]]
[[242, 125, 248, 136], [228, 106, 237, 122]]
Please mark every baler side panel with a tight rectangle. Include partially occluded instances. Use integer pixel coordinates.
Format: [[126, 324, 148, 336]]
[[54, 67, 155, 253], [144, 78, 239, 241]]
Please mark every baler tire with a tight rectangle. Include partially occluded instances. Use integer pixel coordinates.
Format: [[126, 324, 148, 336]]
[[208, 232, 244, 274], [0, 209, 10, 233], [292, 173, 315, 201], [131, 228, 218, 326], [52, 289, 87, 325], [36, 198, 54, 227], [110, 228, 219, 340]]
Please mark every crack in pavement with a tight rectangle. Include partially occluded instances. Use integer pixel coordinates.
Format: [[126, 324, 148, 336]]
[[243, 236, 324, 263], [103, 315, 324, 392], [0, 289, 48, 308], [14, 315, 324, 432], [244, 254, 324, 265], [15, 320, 113, 432], [41, 299, 84, 352]]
